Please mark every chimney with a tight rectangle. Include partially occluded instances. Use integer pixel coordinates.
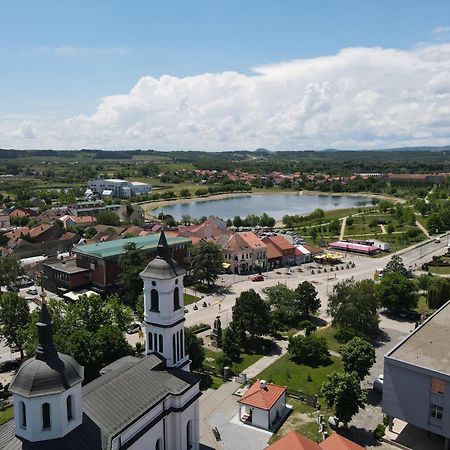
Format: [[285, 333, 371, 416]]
[[260, 380, 267, 390]]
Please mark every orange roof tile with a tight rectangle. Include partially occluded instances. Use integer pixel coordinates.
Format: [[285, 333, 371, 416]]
[[264, 240, 283, 259], [239, 380, 286, 410], [266, 235, 295, 251], [265, 431, 322, 450], [238, 232, 266, 249], [319, 433, 364, 450]]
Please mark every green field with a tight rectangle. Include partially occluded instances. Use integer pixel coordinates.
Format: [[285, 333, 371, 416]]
[[257, 353, 343, 395], [0, 407, 13, 426], [315, 326, 342, 353], [184, 293, 199, 305], [429, 266, 450, 275], [203, 348, 264, 374]]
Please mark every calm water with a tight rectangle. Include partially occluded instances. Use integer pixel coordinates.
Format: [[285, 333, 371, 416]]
[[153, 193, 374, 220]]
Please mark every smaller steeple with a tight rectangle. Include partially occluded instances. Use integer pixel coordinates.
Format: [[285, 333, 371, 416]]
[[156, 229, 170, 259], [35, 303, 58, 361]]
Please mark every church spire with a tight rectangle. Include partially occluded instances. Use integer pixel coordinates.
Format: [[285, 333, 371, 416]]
[[156, 230, 170, 259], [35, 303, 58, 361]]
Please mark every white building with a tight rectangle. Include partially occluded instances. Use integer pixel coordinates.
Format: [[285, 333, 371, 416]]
[[86, 178, 151, 198], [239, 380, 287, 430], [3, 231, 200, 450]]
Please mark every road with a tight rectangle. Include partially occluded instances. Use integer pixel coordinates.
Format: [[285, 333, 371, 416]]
[[185, 234, 450, 330]]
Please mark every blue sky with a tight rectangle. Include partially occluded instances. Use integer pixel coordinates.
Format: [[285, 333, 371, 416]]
[[1, 1, 450, 150]]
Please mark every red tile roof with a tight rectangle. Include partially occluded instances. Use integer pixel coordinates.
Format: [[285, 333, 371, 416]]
[[265, 431, 321, 450], [319, 433, 364, 450], [239, 380, 286, 410], [265, 235, 295, 251], [264, 240, 283, 259]]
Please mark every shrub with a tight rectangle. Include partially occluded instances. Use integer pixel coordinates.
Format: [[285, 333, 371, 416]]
[[288, 334, 330, 365], [335, 326, 357, 343], [373, 423, 386, 441]]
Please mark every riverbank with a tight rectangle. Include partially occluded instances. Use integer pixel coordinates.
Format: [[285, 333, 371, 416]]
[[140, 189, 400, 219]]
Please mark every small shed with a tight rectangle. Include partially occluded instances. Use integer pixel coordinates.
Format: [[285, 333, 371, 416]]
[[239, 380, 286, 430]]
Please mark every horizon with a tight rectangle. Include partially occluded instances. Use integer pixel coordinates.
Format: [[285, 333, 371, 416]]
[[1, 1, 450, 151]]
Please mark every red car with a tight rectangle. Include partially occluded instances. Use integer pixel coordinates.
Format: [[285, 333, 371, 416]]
[[252, 275, 264, 282]]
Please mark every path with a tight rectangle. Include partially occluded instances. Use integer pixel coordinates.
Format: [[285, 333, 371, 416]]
[[415, 219, 430, 238], [380, 224, 387, 234], [339, 216, 347, 240]]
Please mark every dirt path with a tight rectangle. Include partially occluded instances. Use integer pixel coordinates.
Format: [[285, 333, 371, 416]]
[[339, 216, 347, 240], [416, 219, 430, 238]]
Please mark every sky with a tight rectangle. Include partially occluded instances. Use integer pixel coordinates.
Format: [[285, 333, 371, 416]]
[[1, 0, 450, 151]]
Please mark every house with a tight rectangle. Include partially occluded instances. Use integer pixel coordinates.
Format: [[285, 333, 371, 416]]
[[265, 430, 365, 450], [262, 235, 296, 267], [8, 206, 37, 218], [383, 299, 450, 449], [219, 232, 267, 274], [264, 239, 283, 269], [59, 215, 97, 229], [3, 234, 201, 449], [239, 380, 287, 430], [295, 245, 311, 265], [43, 258, 91, 295], [116, 204, 145, 223], [178, 216, 229, 241], [67, 201, 121, 217]]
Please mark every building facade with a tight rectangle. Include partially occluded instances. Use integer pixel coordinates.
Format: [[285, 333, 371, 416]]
[[87, 178, 152, 198]]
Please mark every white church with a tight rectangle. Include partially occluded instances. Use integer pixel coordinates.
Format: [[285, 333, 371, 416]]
[[0, 232, 201, 450]]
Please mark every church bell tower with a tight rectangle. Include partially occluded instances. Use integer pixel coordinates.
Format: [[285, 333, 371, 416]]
[[140, 231, 190, 369]]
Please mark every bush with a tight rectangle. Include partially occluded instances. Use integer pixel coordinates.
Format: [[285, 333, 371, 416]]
[[373, 423, 386, 441], [335, 326, 357, 343], [298, 320, 317, 336], [288, 334, 330, 365], [189, 323, 211, 334]]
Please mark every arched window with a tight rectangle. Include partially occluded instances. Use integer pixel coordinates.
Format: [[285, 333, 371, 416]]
[[19, 401, 26, 428], [186, 420, 192, 449], [155, 438, 161, 450], [154, 333, 158, 351], [173, 334, 176, 363], [176, 331, 180, 362], [180, 329, 184, 359], [150, 289, 159, 312], [159, 334, 164, 353], [42, 403, 51, 429], [148, 332, 153, 351], [67, 395, 73, 421], [173, 287, 180, 310]]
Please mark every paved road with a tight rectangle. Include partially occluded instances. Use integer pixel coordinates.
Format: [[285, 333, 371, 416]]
[[185, 235, 450, 331]]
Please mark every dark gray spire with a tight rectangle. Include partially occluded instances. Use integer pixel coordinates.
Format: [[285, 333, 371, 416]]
[[156, 230, 170, 259], [35, 303, 58, 361]]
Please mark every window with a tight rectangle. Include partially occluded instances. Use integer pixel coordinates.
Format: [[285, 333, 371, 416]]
[[150, 289, 159, 312], [173, 334, 177, 363], [159, 334, 164, 353], [19, 402, 26, 428], [180, 329, 184, 359], [155, 439, 161, 450], [430, 404, 443, 420], [42, 403, 51, 429], [174, 287, 180, 310], [67, 395, 73, 421], [431, 378, 445, 395], [154, 333, 158, 351], [186, 420, 192, 449], [148, 332, 153, 351]]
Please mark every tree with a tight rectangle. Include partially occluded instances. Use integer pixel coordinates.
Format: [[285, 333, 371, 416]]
[[377, 272, 418, 313], [118, 242, 148, 307], [327, 279, 379, 338], [288, 334, 329, 365], [427, 277, 450, 310], [189, 241, 223, 287], [329, 218, 340, 235], [179, 189, 191, 198], [321, 371, 366, 426], [263, 283, 297, 325], [310, 227, 318, 241], [233, 215, 243, 227], [222, 322, 242, 361], [96, 210, 120, 226], [185, 327, 205, 370], [0, 257, 21, 295], [0, 293, 31, 358], [341, 337, 376, 380], [260, 213, 276, 228], [384, 255, 408, 277], [232, 289, 271, 338], [295, 281, 321, 318]]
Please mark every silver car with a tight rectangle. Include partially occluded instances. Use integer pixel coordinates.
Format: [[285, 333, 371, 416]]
[[373, 374, 383, 393]]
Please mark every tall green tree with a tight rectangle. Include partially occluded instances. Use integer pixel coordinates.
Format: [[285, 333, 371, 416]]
[[185, 327, 205, 370], [232, 289, 271, 338], [222, 322, 242, 362], [377, 272, 418, 313], [0, 257, 21, 296], [321, 371, 366, 426], [341, 337, 376, 380], [427, 277, 450, 310], [189, 241, 223, 287], [327, 279, 379, 338], [96, 209, 121, 226], [288, 334, 329, 365], [0, 293, 31, 358], [383, 255, 408, 277], [263, 283, 297, 325], [295, 281, 321, 318], [118, 242, 148, 307]]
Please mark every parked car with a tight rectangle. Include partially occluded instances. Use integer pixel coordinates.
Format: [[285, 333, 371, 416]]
[[0, 360, 19, 373], [26, 288, 38, 295], [435, 237, 441, 243], [126, 323, 142, 334], [373, 374, 384, 393], [252, 275, 264, 282]]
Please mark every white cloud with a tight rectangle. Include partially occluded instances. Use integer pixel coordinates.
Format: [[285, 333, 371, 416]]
[[3, 43, 450, 150]]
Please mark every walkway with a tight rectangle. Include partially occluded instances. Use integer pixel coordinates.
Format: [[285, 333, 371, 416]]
[[415, 219, 430, 238], [339, 216, 347, 240]]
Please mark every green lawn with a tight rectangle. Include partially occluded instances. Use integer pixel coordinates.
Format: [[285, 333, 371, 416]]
[[203, 348, 264, 374], [184, 293, 199, 305], [429, 266, 450, 275], [416, 295, 434, 314], [257, 353, 343, 396], [315, 326, 342, 353], [0, 406, 13, 426]]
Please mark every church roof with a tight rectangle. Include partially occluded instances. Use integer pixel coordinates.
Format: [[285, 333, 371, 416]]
[[140, 231, 186, 279], [2, 354, 200, 450], [9, 303, 83, 398]]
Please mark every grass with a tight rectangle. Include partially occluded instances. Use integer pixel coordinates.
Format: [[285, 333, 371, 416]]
[[315, 326, 342, 353], [429, 266, 450, 275], [257, 353, 343, 396], [416, 295, 434, 314], [0, 406, 13, 425], [184, 293, 199, 305], [203, 348, 264, 374]]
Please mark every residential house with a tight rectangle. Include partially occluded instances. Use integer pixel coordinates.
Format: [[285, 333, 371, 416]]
[[262, 235, 296, 268], [59, 215, 96, 229]]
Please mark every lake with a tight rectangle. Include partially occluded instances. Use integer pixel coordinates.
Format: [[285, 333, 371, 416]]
[[152, 193, 375, 220]]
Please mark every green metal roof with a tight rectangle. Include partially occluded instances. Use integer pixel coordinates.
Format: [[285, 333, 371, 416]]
[[73, 234, 190, 259]]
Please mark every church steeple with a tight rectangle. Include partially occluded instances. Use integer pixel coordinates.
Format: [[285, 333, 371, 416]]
[[156, 229, 170, 259], [35, 303, 58, 362]]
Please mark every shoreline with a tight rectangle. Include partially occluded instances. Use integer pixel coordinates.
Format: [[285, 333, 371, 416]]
[[140, 189, 401, 219]]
